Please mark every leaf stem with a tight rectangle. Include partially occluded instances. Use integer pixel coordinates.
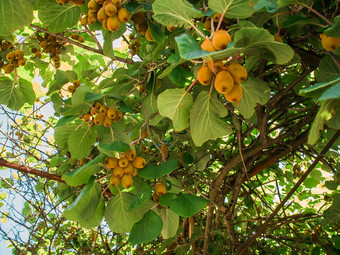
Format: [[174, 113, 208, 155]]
[[190, 22, 206, 38], [185, 77, 198, 94], [216, 9, 227, 31]]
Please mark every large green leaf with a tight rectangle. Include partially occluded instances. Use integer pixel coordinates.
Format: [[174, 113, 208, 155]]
[[190, 91, 231, 147], [157, 88, 193, 131], [175, 33, 241, 60], [19, 79, 36, 105], [234, 27, 294, 64], [300, 75, 340, 99], [38, 2, 81, 33], [208, 0, 254, 19], [317, 56, 340, 83], [105, 192, 140, 233], [235, 78, 271, 118], [63, 177, 104, 228], [139, 159, 178, 179], [55, 125, 76, 151], [324, 15, 340, 37], [102, 24, 127, 58], [152, 0, 204, 27], [97, 141, 130, 157], [141, 93, 164, 126], [129, 180, 152, 210], [157, 207, 179, 239], [71, 86, 92, 107], [319, 83, 340, 101], [62, 154, 106, 187], [68, 125, 96, 160], [323, 194, 340, 226], [169, 194, 208, 217], [0, 79, 25, 111], [129, 210, 163, 245], [0, 0, 34, 36]]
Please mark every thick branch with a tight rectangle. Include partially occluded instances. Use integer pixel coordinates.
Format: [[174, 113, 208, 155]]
[[238, 129, 340, 254], [0, 158, 65, 183], [30, 24, 134, 65]]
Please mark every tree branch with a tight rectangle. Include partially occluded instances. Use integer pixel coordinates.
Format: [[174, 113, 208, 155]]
[[0, 158, 65, 183]]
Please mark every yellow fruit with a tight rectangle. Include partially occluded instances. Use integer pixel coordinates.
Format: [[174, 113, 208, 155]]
[[94, 114, 105, 125], [105, 4, 117, 17], [212, 13, 221, 22], [320, 33, 340, 51], [167, 25, 176, 32], [214, 71, 234, 94], [102, 19, 108, 30], [103, 116, 112, 127], [105, 157, 118, 169], [145, 28, 153, 41], [80, 16, 88, 26], [110, 175, 120, 185], [35, 52, 42, 59], [95, 0, 105, 4], [88, 16, 97, 25], [224, 83, 242, 105], [118, 157, 129, 168], [6, 52, 16, 61], [52, 55, 60, 63], [73, 80, 80, 88], [153, 193, 160, 202], [97, 7, 107, 22], [99, 105, 108, 115], [131, 168, 138, 176], [107, 15, 120, 31], [123, 149, 136, 161], [274, 34, 283, 43], [113, 110, 123, 121], [106, 108, 117, 119], [207, 60, 224, 73], [113, 166, 124, 177], [131, 12, 146, 25], [155, 183, 167, 196], [136, 21, 148, 34], [18, 59, 26, 66], [111, 0, 121, 7], [118, 7, 130, 23], [121, 174, 133, 188], [212, 30, 231, 51], [226, 63, 247, 83], [4, 64, 15, 74], [67, 85, 76, 93], [198, 66, 213, 86], [204, 19, 212, 31], [132, 157, 146, 169], [70, 34, 80, 40], [83, 113, 92, 122], [14, 50, 24, 59], [88, 0, 100, 11], [94, 102, 101, 110], [123, 163, 134, 174], [55, 62, 61, 69], [88, 11, 97, 19], [132, 39, 140, 47], [201, 38, 216, 52]]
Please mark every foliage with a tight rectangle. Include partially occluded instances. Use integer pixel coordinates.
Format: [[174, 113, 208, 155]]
[[0, 0, 340, 254]]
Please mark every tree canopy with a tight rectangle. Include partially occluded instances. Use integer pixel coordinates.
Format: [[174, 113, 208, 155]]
[[0, 0, 340, 254]]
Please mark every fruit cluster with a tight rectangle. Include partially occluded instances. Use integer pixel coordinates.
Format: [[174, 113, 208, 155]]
[[152, 182, 167, 202], [198, 30, 247, 105], [80, 102, 124, 127], [320, 33, 340, 51], [131, 12, 148, 34], [203, 13, 222, 31], [33, 33, 65, 69], [81, 0, 130, 32], [66, 80, 81, 94], [1, 49, 27, 74], [105, 149, 146, 188], [127, 34, 140, 56], [292, 165, 304, 179]]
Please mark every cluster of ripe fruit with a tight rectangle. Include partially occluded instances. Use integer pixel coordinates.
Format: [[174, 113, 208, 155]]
[[80, 0, 130, 32], [32, 33, 65, 69], [152, 182, 167, 202], [105, 149, 146, 188], [80, 102, 124, 127], [127, 34, 140, 56], [198, 30, 247, 104], [66, 80, 81, 94], [0, 48, 27, 74], [292, 165, 305, 179], [130, 12, 157, 42], [320, 33, 340, 51]]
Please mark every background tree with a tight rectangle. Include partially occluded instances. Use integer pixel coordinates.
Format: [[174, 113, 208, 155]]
[[0, 0, 339, 254]]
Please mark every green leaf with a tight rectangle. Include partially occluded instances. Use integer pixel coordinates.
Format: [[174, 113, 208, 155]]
[[19, 79, 36, 105], [38, 2, 81, 33], [152, 0, 203, 27], [55, 125, 75, 151], [139, 159, 178, 179], [129, 210, 163, 245], [0, 79, 25, 111], [129, 180, 152, 210], [175, 33, 241, 60], [63, 177, 104, 228], [157, 88, 193, 131], [68, 125, 96, 160], [235, 78, 271, 118], [234, 27, 294, 64], [0, 0, 34, 36], [148, 21, 165, 44], [319, 83, 340, 101], [62, 154, 106, 186], [303, 177, 318, 189], [105, 192, 141, 233], [190, 91, 231, 147], [169, 194, 208, 217], [102, 24, 127, 57], [97, 142, 130, 157], [323, 194, 340, 226], [254, 0, 278, 13], [140, 93, 164, 126], [157, 207, 179, 239], [159, 193, 178, 207], [317, 56, 340, 83], [325, 15, 340, 37], [300, 75, 340, 99], [208, 0, 254, 19], [71, 86, 92, 107]]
